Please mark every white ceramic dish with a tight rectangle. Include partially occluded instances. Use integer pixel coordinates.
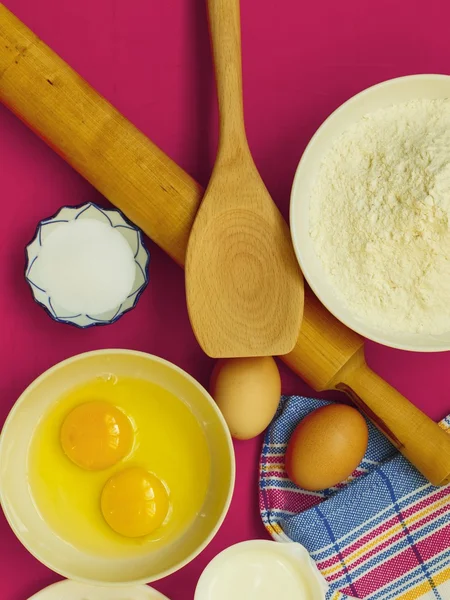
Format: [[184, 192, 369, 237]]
[[25, 202, 150, 328], [0, 350, 235, 586], [194, 540, 328, 600], [28, 580, 170, 600], [290, 74, 450, 352]]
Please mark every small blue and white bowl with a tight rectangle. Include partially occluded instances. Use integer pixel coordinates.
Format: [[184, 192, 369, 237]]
[[25, 203, 150, 328]]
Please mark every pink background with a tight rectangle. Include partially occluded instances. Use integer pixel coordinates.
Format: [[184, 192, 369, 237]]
[[1, 0, 450, 598]]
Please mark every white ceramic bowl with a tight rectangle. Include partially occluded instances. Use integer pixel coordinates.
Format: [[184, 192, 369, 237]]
[[25, 202, 150, 328], [29, 580, 170, 600], [194, 540, 328, 600], [0, 350, 235, 585], [290, 74, 450, 352]]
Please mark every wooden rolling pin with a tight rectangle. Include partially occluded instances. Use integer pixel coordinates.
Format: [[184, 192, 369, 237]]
[[1, 4, 449, 486]]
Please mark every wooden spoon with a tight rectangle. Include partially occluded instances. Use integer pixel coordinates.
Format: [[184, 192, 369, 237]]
[[185, 0, 304, 358]]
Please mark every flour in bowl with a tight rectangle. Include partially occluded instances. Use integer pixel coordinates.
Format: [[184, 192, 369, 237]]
[[310, 98, 450, 335]]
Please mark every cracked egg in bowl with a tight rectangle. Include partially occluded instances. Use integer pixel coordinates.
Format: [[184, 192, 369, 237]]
[[0, 350, 234, 585]]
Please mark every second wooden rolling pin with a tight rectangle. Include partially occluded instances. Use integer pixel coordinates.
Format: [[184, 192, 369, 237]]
[[1, 4, 449, 486]]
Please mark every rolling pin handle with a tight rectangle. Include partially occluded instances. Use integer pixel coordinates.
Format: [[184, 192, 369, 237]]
[[334, 348, 450, 487]]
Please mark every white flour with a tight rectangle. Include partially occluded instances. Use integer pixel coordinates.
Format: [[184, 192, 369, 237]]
[[310, 98, 450, 335]]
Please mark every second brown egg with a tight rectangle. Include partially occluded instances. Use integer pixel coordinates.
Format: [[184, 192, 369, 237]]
[[285, 403, 369, 491]]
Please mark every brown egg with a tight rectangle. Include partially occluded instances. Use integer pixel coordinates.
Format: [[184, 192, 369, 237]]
[[210, 357, 281, 440], [285, 404, 368, 491]]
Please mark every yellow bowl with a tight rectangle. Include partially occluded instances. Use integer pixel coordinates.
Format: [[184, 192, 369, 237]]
[[0, 350, 235, 585]]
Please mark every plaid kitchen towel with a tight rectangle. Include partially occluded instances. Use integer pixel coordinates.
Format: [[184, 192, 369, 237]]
[[259, 395, 450, 600]]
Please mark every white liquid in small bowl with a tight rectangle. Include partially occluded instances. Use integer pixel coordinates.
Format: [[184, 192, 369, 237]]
[[195, 540, 328, 600]]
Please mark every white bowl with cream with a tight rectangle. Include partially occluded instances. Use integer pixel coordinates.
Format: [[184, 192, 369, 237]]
[[195, 540, 328, 600], [290, 74, 450, 351]]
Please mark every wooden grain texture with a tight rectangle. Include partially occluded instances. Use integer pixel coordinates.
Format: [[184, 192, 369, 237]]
[[185, 0, 304, 358], [1, 4, 449, 484], [333, 347, 450, 486], [289, 287, 364, 391], [0, 4, 201, 268]]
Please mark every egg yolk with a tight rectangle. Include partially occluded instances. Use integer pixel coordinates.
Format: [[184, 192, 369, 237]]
[[60, 401, 134, 471], [101, 467, 170, 538]]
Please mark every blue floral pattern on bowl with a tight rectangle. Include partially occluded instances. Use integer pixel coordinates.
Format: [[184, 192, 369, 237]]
[[25, 203, 150, 328]]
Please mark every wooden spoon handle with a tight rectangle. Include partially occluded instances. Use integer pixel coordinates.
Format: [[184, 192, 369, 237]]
[[334, 348, 450, 486], [207, 0, 247, 150]]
